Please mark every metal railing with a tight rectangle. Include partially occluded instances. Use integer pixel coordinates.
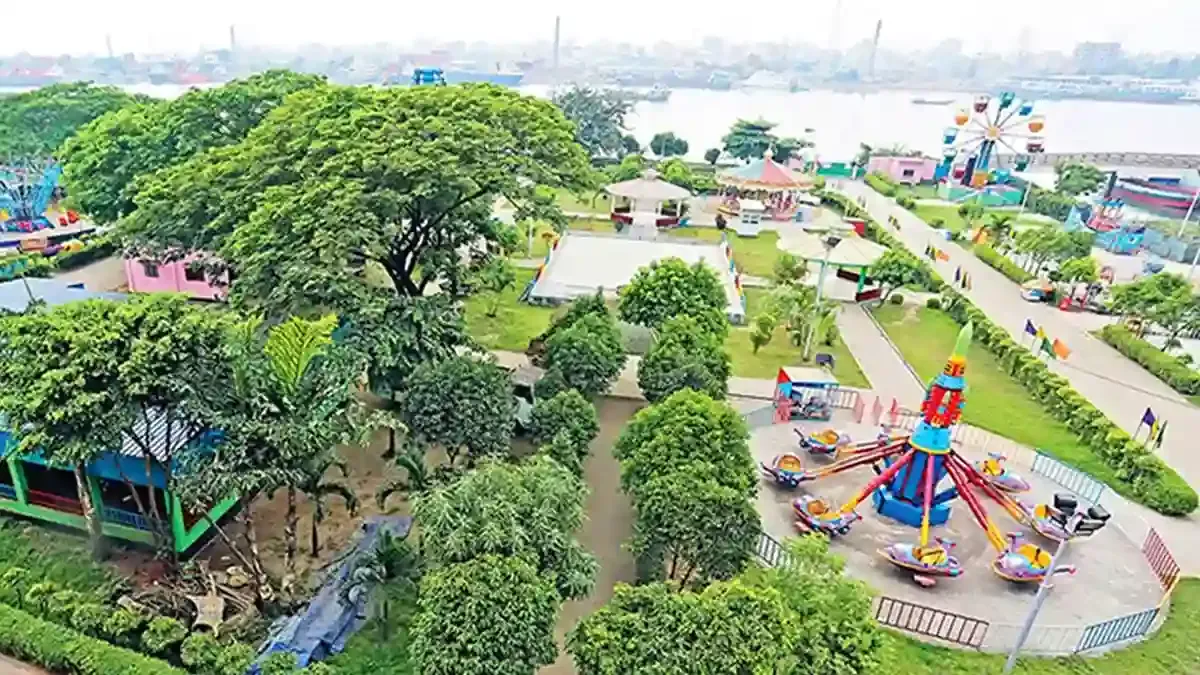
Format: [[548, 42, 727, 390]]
[[873, 596, 990, 648], [754, 531, 791, 569], [0, 484, 15, 501], [101, 506, 151, 531], [1029, 451, 1107, 504], [1143, 528, 1181, 592], [1076, 606, 1159, 653]]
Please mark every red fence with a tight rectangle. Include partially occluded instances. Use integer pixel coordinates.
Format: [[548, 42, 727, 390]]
[[1142, 528, 1180, 592], [26, 489, 83, 515]]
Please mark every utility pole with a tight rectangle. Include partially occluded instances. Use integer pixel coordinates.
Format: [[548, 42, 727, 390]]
[[867, 19, 882, 80], [552, 16, 561, 73]]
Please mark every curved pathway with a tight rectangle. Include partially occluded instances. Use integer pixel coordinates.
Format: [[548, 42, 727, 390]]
[[835, 181, 1200, 573]]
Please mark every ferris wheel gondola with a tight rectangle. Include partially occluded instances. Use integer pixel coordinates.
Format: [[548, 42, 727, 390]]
[[936, 92, 1046, 187]]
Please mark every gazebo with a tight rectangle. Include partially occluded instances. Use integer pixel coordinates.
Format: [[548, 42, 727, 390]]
[[605, 169, 692, 229], [718, 149, 815, 221], [778, 231, 889, 297]]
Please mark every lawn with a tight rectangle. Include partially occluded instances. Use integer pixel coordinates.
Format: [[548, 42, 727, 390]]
[[552, 187, 610, 215], [0, 517, 122, 600], [729, 287, 870, 387], [872, 304, 1125, 484], [913, 204, 972, 233], [896, 183, 942, 200], [880, 578, 1200, 674], [517, 219, 618, 259], [324, 582, 418, 674], [667, 228, 781, 278], [463, 267, 555, 352]]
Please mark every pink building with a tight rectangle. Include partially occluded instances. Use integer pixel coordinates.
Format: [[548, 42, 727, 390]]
[[867, 156, 938, 185], [124, 256, 226, 301]]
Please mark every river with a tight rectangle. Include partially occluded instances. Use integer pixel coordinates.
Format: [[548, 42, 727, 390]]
[[8, 83, 1200, 163]]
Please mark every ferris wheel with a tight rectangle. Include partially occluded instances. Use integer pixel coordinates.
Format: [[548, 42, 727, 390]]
[[937, 92, 1045, 186]]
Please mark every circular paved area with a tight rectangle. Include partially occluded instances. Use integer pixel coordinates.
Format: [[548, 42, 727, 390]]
[[751, 414, 1163, 628]]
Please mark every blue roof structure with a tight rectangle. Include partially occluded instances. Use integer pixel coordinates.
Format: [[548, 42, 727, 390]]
[[0, 278, 125, 313]]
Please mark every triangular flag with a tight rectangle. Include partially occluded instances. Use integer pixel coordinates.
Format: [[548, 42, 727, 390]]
[[1149, 419, 1160, 443], [1142, 407, 1157, 427], [955, 267, 961, 282], [1052, 338, 1071, 360], [1024, 319, 1037, 337], [1040, 337, 1056, 359], [937, 250, 951, 262], [1035, 326, 1046, 340]]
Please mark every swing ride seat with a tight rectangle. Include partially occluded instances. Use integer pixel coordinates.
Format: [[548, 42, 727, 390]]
[[879, 540, 963, 578], [974, 454, 1031, 493], [762, 453, 807, 488], [793, 496, 859, 537], [991, 533, 1075, 583], [796, 428, 848, 455], [1019, 501, 1110, 542]]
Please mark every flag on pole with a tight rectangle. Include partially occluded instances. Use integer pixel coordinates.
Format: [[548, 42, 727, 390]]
[[955, 266, 961, 282], [1039, 337, 1056, 359], [1052, 338, 1071, 360], [1141, 407, 1157, 427], [1155, 421, 1168, 449], [1024, 319, 1037, 337], [936, 250, 951, 262], [1035, 326, 1046, 340], [1149, 417, 1161, 445]]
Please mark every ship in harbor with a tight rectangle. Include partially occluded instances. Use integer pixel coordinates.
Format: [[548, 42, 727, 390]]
[[1002, 75, 1197, 104], [440, 62, 524, 86]]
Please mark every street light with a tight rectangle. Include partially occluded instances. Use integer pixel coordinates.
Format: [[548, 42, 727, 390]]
[[1175, 187, 1200, 239], [803, 234, 841, 361], [1003, 494, 1110, 673]]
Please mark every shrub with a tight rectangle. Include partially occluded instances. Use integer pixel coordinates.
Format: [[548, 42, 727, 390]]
[[141, 616, 188, 657], [0, 601, 186, 675], [637, 314, 731, 403], [102, 608, 147, 648], [181, 633, 255, 675], [47, 589, 85, 624], [530, 389, 600, 475], [544, 313, 626, 398], [24, 581, 60, 614], [865, 172, 897, 197], [888, 293, 904, 305], [70, 603, 110, 637], [0, 566, 30, 607], [925, 297, 942, 310], [974, 243, 1034, 283], [1097, 324, 1200, 395], [896, 195, 916, 209]]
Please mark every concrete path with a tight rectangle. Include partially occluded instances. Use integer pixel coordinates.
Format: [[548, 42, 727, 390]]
[[837, 180, 1200, 572], [53, 255, 126, 292], [835, 303, 925, 409], [0, 655, 49, 675]]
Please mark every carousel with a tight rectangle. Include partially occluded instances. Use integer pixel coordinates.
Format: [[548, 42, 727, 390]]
[[718, 149, 815, 221]]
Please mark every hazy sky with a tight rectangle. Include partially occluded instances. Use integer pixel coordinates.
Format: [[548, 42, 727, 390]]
[[8, 0, 1200, 57]]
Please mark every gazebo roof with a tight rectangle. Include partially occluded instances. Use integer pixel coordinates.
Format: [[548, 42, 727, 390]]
[[719, 154, 814, 190], [777, 233, 889, 268], [605, 170, 691, 201]]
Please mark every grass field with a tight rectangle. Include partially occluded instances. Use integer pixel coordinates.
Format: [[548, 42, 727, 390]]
[[463, 267, 555, 352], [913, 204, 973, 233], [881, 578, 1200, 674], [895, 183, 942, 200], [0, 518, 121, 600], [872, 304, 1125, 484], [552, 187, 610, 215]]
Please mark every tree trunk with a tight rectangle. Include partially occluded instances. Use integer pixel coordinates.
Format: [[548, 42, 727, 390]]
[[310, 497, 323, 558], [240, 505, 271, 607], [73, 466, 105, 560], [284, 486, 298, 587]]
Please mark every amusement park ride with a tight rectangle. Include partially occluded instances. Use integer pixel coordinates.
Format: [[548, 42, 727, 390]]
[[0, 161, 63, 232], [763, 323, 1110, 587], [936, 92, 1046, 188]]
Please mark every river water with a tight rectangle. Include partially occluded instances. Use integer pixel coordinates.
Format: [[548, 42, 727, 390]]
[[9, 83, 1200, 163]]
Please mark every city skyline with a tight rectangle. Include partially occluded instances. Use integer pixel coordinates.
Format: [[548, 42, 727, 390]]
[[6, 0, 1200, 58]]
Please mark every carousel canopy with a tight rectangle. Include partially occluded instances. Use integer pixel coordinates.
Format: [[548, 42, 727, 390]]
[[605, 169, 692, 202], [719, 155, 814, 191], [778, 232, 888, 268]]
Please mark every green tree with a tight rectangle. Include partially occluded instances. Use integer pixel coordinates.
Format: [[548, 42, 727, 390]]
[[1112, 273, 1200, 349], [704, 147, 721, 166], [61, 70, 324, 223], [738, 536, 884, 674], [750, 311, 778, 354], [412, 555, 560, 675], [1057, 256, 1099, 299], [414, 456, 596, 599], [618, 257, 728, 332], [983, 212, 1016, 248], [607, 153, 647, 182], [472, 256, 517, 317], [1054, 162, 1107, 196], [529, 390, 599, 475], [551, 86, 633, 158], [620, 134, 641, 157], [649, 131, 688, 157], [398, 356, 516, 467], [614, 389, 754, 495], [568, 581, 791, 674], [721, 119, 810, 162], [0, 82, 144, 159], [656, 157, 697, 191], [542, 313, 625, 399], [632, 469, 759, 584], [871, 249, 930, 301], [637, 314, 731, 403], [773, 252, 807, 285]]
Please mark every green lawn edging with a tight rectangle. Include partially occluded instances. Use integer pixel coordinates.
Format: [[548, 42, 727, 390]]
[[819, 189, 1198, 516], [1096, 324, 1200, 396]]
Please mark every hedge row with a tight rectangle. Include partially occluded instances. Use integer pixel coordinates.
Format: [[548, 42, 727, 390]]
[[865, 172, 898, 197], [819, 189, 1198, 516], [1097, 324, 1200, 396], [0, 601, 186, 675], [973, 243, 1034, 283], [0, 234, 116, 282]]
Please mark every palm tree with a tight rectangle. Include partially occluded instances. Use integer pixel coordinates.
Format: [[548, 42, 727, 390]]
[[301, 454, 360, 557], [983, 213, 1016, 249], [376, 440, 434, 510]]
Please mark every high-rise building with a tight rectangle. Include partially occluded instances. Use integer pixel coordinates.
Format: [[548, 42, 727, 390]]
[[552, 16, 561, 71], [1073, 42, 1123, 74]]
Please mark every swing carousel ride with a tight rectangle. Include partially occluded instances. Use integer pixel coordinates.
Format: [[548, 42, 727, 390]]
[[763, 323, 1108, 586]]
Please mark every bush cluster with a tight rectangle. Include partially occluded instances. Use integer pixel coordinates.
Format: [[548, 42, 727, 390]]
[[973, 243, 1034, 283], [1097, 324, 1200, 396], [895, 195, 916, 210], [864, 172, 898, 197], [817, 189, 1198, 516], [0, 234, 115, 282]]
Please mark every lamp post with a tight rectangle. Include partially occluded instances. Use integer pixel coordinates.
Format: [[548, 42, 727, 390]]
[[804, 234, 841, 361], [1175, 187, 1200, 239]]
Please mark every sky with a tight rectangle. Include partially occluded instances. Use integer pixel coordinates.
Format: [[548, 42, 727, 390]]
[[7, 0, 1200, 57]]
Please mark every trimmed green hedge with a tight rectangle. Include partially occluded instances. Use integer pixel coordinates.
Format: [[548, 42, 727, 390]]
[[0, 601, 186, 675], [55, 235, 118, 271], [974, 244, 1034, 283], [818, 189, 1198, 516], [1097, 324, 1200, 396], [865, 172, 898, 197]]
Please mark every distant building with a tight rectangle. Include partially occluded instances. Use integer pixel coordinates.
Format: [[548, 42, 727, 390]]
[[1074, 42, 1123, 74]]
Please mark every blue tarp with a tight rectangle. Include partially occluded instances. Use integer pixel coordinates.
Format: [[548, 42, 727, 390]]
[[250, 515, 413, 671]]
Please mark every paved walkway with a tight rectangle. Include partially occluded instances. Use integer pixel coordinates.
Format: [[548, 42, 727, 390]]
[[835, 304, 925, 409], [837, 181, 1200, 573], [53, 255, 126, 292]]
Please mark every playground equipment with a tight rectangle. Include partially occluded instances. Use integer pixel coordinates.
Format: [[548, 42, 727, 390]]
[[775, 367, 838, 421], [762, 453, 806, 488], [992, 532, 1075, 582], [780, 323, 1078, 585], [936, 92, 1045, 187], [0, 161, 62, 232], [717, 149, 815, 221], [975, 453, 1031, 493], [1065, 201, 1145, 255], [797, 428, 851, 455], [1018, 493, 1111, 543], [793, 496, 860, 537]]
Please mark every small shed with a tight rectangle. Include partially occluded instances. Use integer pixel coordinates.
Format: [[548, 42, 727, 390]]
[[733, 198, 766, 236]]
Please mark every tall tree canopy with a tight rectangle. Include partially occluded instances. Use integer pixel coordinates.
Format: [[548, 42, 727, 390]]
[[649, 131, 688, 158], [397, 356, 516, 467], [618, 257, 729, 333], [0, 82, 145, 159], [721, 119, 810, 163], [637, 314, 731, 403], [1054, 162, 1107, 197], [551, 86, 633, 158], [60, 70, 325, 223], [413, 456, 597, 600]]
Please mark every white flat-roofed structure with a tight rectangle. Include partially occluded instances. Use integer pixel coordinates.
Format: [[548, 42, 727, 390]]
[[527, 231, 745, 323]]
